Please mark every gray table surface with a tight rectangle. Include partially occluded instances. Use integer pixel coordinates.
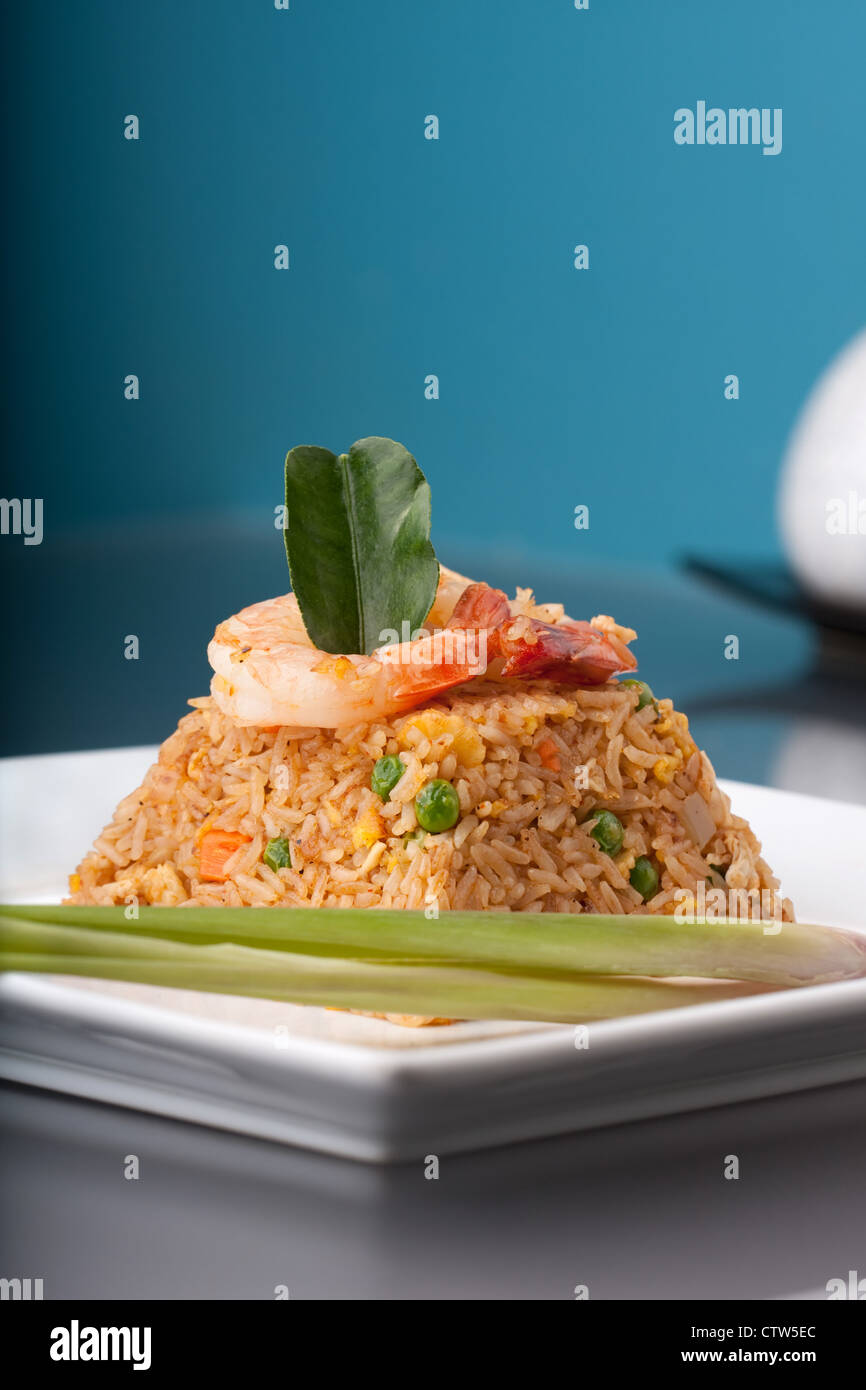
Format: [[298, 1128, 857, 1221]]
[[2, 1075, 864, 1300]]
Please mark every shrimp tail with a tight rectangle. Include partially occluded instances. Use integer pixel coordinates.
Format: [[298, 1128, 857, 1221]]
[[497, 615, 637, 684], [447, 582, 636, 686], [446, 582, 511, 631]]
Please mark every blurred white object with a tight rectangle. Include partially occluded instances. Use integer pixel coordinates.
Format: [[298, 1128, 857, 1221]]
[[779, 328, 866, 606]]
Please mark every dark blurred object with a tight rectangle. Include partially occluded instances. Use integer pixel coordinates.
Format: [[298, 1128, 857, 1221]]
[[683, 557, 866, 676], [683, 557, 866, 635]]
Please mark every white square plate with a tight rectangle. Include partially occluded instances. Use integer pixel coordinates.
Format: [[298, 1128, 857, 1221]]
[[1, 746, 865, 1162]]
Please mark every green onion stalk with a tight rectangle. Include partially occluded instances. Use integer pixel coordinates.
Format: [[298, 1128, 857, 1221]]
[[1, 906, 863, 1025]]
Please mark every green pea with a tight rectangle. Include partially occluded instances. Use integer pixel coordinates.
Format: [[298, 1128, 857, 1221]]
[[587, 809, 624, 856], [630, 856, 659, 901], [415, 779, 461, 833], [620, 678, 657, 712], [263, 835, 292, 873], [371, 754, 405, 801]]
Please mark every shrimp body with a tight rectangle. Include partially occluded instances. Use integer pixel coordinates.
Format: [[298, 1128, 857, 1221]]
[[207, 566, 636, 728]]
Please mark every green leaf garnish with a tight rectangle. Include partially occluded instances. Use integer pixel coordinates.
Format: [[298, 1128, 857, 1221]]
[[283, 437, 440, 656]]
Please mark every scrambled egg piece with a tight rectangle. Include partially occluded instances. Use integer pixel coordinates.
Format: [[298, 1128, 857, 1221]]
[[352, 802, 385, 850], [187, 747, 208, 781], [398, 710, 485, 767], [656, 711, 695, 759], [653, 753, 682, 786], [141, 864, 186, 905]]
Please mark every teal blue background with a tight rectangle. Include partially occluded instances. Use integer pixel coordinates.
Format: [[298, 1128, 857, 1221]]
[[7, 0, 866, 559], [3, 0, 864, 769]]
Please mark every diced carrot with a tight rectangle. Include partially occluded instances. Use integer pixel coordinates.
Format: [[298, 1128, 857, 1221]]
[[537, 738, 561, 772], [198, 829, 251, 882]]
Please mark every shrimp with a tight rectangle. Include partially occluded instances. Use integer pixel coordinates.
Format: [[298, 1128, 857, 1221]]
[[207, 565, 637, 728], [446, 583, 637, 685]]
